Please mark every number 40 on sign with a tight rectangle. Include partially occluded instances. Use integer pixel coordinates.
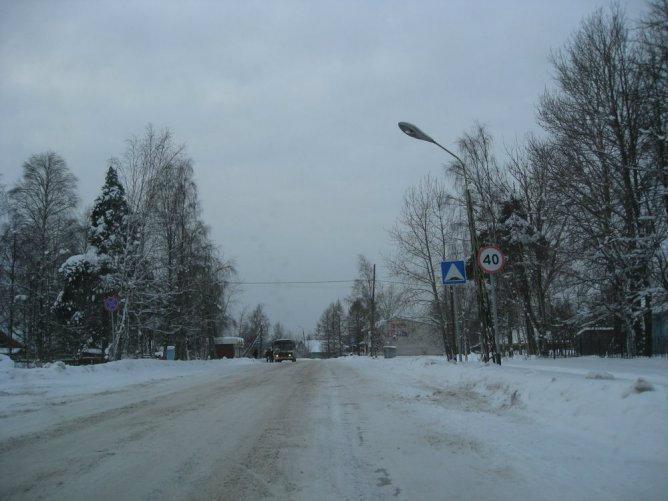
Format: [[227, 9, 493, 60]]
[[477, 245, 505, 274]]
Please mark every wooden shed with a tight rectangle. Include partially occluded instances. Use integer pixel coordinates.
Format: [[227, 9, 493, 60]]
[[0, 330, 24, 358], [575, 327, 624, 356], [214, 337, 244, 359]]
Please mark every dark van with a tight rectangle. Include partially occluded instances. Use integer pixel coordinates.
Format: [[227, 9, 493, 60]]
[[272, 339, 296, 362]]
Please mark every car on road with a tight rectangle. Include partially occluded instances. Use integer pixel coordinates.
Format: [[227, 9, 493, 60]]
[[272, 339, 296, 362]]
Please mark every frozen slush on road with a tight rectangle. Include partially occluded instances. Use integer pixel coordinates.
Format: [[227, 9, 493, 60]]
[[0, 355, 665, 500]]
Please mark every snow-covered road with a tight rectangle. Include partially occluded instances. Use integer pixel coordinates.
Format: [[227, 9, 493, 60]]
[[0, 357, 666, 500]]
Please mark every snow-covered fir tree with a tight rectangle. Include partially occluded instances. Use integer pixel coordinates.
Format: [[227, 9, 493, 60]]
[[54, 166, 130, 354], [53, 249, 110, 354], [89, 166, 129, 256]]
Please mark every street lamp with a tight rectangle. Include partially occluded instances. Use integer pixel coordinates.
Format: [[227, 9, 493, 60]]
[[297, 324, 308, 343], [398, 122, 464, 163], [398, 121, 499, 364]]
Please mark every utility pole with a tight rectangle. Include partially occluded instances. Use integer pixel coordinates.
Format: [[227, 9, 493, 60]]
[[464, 185, 495, 362], [259, 322, 263, 358], [370, 263, 376, 356], [111, 309, 115, 359], [399, 122, 498, 363], [7, 232, 17, 357]]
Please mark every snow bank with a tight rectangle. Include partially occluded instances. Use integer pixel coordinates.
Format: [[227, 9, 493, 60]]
[[0, 358, 256, 417], [585, 370, 615, 380], [339, 355, 668, 467], [503, 355, 668, 384], [0, 354, 14, 370]]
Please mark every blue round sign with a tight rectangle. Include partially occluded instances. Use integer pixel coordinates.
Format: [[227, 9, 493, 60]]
[[103, 296, 119, 312]]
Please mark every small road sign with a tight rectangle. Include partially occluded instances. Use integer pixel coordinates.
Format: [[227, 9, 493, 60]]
[[103, 296, 120, 312], [478, 245, 505, 274], [441, 260, 467, 285]]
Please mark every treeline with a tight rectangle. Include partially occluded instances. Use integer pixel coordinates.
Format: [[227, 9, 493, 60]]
[[390, 4, 667, 359], [315, 255, 405, 357], [235, 303, 290, 356], [0, 126, 236, 362], [318, 4, 667, 359]]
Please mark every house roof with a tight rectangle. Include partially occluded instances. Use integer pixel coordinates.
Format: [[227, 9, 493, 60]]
[[305, 339, 323, 352], [214, 336, 244, 346], [0, 331, 23, 349], [575, 326, 614, 337]]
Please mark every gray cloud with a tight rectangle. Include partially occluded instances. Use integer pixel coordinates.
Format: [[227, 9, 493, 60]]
[[0, 0, 645, 333]]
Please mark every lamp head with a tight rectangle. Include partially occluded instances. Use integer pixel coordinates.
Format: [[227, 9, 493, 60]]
[[398, 122, 435, 144]]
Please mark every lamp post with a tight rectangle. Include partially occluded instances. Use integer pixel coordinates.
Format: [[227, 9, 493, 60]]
[[398, 122, 499, 364], [296, 325, 307, 357]]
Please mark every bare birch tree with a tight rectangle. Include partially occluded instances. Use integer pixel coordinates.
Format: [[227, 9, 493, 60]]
[[7, 152, 79, 360], [538, 6, 667, 356], [387, 176, 458, 357]]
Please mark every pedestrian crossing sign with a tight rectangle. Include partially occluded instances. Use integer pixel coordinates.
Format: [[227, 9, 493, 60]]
[[441, 260, 467, 285]]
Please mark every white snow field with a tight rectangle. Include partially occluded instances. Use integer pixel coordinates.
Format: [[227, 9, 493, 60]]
[[0, 355, 666, 500]]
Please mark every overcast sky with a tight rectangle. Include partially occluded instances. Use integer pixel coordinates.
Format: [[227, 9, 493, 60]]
[[0, 0, 646, 335]]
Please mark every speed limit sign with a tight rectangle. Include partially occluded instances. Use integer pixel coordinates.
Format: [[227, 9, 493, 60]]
[[478, 245, 505, 274]]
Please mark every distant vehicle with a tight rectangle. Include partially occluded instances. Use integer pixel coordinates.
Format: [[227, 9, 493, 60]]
[[272, 339, 296, 362]]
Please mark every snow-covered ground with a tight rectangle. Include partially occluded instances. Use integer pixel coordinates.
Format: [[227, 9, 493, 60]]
[[0, 356, 255, 408], [0, 356, 257, 441], [349, 355, 668, 455], [328, 355, 668, 500], [0, 355, 666, 500]]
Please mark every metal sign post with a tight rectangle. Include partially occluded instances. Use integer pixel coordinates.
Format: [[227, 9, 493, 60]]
[[489, 274, 501, 360], [398, 122, 494, 363], [477, 246, 505, 364], [441, 260, 466, 360], [104, 296, 120, 358], [450, 286, 466, 362]]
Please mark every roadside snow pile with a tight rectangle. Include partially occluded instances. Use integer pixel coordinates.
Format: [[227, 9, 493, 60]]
[[622, 377, 655, 397], [504, 355, 668, 384], [585, 371, 615, 380], [423, 378, 523, 413], [0, 358, 256, 416], [340, 355, 668, 463], [0, 354, 13, 370], [42, 360, 67, 372]]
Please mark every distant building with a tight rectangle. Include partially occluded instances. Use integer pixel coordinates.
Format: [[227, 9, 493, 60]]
[[378, 318, 443, 356], [575, 327, 624, 356], [652, 304, 668, 355], [304, 339, 325, 358], [213, 337, 245, 359], [78, 348, 105, 365], [0, 330, 24, 358]]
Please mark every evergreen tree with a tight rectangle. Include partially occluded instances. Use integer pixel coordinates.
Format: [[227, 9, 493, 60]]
[[89, 166, 129, 255], [53, 250, 110, 354], [54, 166, 130, 354], [347, 299, 366, 353]]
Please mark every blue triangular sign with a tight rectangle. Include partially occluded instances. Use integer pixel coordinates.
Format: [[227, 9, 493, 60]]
[[441, 260, 467, 285]]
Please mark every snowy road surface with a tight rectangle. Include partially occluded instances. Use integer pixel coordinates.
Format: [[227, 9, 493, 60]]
[[0, 357, 666, 500]]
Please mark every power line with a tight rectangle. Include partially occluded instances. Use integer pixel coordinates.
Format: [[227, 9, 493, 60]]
[[228, 279, 355, 285], [228, 279, 416, 286]]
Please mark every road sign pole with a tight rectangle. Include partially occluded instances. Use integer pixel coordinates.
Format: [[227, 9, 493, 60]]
[[478, 246, 504, 364], [397, 122, 495, 363], [450, 286, 462, 361], [490, 274, 501, 363], [465, 187, 492, 361], [111, 309, 115, 352], [104, 296, 121, 360], [441, 260, 467, 361]]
